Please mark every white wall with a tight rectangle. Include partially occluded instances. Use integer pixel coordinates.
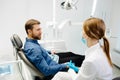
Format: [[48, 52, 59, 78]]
[[0, 0, 53, 61], [0, 0, 28, 61], [110, 0, 120, 37], [54, 0, 93, 54], [109, 0, 120, 67], [0, 0, 114, 61], [54, 0, 113, 54], [108, 0, 120, 51]]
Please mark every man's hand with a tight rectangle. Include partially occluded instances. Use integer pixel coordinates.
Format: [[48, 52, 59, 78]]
[[51, 50, 56, 54]]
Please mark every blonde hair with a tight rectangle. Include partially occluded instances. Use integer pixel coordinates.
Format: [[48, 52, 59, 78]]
[[83, 17, 112, 67]]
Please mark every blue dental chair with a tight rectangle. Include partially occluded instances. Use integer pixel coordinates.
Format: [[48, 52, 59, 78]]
[[10, 34, 45, 80]]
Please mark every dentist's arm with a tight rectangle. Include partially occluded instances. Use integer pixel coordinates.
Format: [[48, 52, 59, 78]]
[[68, 68, 78, 79]]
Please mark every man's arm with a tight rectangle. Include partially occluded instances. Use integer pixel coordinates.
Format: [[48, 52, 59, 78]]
[[26, 48, 67, 76]]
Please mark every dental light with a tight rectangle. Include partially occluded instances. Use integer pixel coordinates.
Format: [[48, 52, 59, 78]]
[[60, 0, 78, 10]]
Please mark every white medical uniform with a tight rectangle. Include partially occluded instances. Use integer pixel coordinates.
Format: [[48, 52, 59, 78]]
[[52, 43, 113, 80]]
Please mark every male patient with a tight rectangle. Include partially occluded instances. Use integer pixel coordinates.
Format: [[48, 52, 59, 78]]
[[24, 19, 84, 80]]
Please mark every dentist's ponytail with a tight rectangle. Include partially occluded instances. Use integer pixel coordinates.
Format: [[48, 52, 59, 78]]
[[103, 36, 113, 66], [83, 17, 113, 67]]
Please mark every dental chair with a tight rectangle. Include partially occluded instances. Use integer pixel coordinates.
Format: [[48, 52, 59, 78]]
[[10, 34, 45, 80], [113, 77, 120, 80]]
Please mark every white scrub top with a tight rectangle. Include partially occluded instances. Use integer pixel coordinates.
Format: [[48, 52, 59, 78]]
[[69, 43, 113, 80], [52, 43, 113, 80]]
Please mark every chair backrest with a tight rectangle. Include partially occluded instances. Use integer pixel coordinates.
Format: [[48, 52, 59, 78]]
[[113, 77, 120, 80], [10, 34, 44, 79]]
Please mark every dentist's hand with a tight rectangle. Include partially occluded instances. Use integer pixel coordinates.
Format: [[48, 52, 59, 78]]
[[67, 60, 79, 73]]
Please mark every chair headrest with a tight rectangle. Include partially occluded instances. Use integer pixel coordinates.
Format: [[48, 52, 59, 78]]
[[10, 34, 23, 49]]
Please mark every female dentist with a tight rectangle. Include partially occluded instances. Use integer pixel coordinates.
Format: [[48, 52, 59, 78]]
[[52, 17, 113, 80]]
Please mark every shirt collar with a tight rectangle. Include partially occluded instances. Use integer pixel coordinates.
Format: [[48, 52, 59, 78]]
[[26, 37, 38, 44], [85, 43, 100, 57]]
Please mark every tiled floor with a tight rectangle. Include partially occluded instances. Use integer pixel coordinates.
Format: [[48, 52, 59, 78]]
[[113, 64, 120, 78]]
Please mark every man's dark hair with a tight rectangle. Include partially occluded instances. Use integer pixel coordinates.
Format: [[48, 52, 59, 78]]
[[25, 19, 40, 34]]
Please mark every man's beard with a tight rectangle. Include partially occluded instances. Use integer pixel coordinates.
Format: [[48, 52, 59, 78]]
[[32, 34, 41, 40]]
